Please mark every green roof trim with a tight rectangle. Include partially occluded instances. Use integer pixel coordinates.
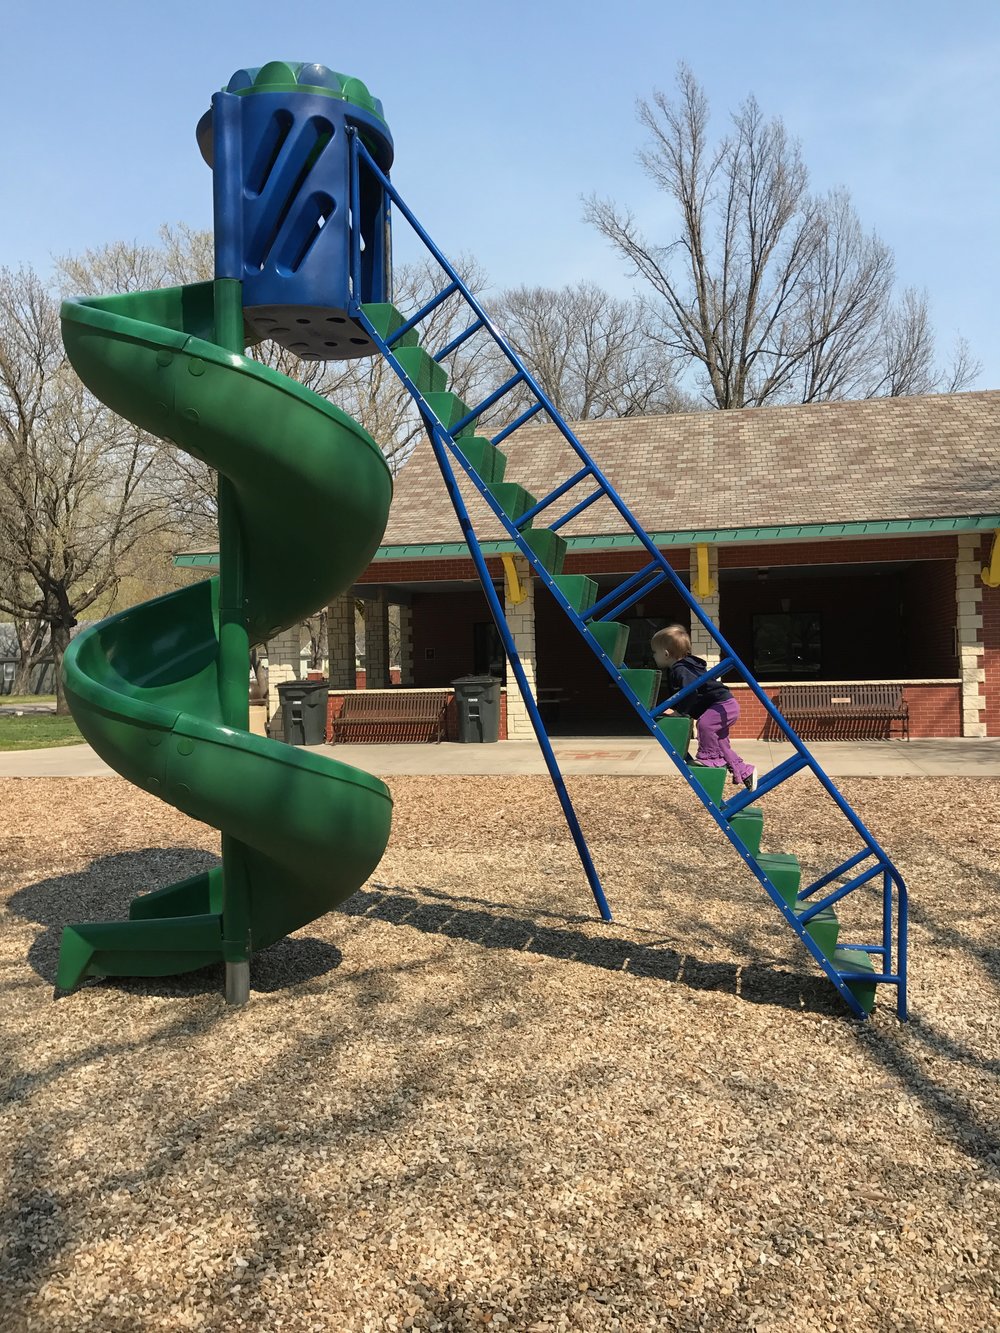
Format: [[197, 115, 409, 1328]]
[[173, 553, 222, 569], [173, 514, 1000, 572], [369, 515, 1000, 561]]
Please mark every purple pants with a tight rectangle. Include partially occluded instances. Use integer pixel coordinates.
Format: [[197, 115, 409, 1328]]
[[695, 698, 753, 784]]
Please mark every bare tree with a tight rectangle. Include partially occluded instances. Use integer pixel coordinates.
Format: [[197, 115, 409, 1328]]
[[585, 65, 980, 408], [58, 228, 220, 550], [486, 280, 691, 420], [0, 266, 173, 712]]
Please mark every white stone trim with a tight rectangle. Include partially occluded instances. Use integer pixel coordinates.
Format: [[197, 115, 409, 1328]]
[[688, 545, 720, 666], [364, 589, 390, 688], [326, 593, 356, 690], [503, 555, 536, 740], [956, 535, 986, 736]]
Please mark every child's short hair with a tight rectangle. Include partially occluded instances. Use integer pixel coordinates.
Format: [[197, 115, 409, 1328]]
[[651, 623, 691, 659]]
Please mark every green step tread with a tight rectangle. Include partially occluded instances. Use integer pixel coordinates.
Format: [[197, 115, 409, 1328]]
[[488, 481, 536, 524], [394, 344, 448, 395], [620, 669, 660, 710], [798, 903, 839, 960], [456, 435, 506, 483], [688, 762, 726, 805], [552, 574, 597, 613], [523, 529, 566, 574], [728, 806, 763, 855], [361, 302, 420, 347], [424, 390, 476, 436], [833, 947, 878, 1014], [657, 713, 693, 755], [756, 852, 801, 905], [590, 620, 629, 665]]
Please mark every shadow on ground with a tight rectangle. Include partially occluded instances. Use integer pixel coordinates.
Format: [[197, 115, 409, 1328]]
[[342, 881, 844, 1018], [8, 849, 342, 997]]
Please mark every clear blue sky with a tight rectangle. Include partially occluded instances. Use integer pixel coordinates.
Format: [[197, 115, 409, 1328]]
[[4, 0, 998, 388]]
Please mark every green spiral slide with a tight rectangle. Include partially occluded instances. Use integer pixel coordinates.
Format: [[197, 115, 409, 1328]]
[[56, 279, 394, 991]]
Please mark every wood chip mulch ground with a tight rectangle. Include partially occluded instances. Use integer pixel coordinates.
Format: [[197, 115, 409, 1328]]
[[1, 773, 998, 1332]]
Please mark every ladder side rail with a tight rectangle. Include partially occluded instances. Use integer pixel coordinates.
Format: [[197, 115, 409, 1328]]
[[349, 138, 907, 1009], [895, 870, 909, 1019], [347, 280, 617, 922], [882, 869, 893, 970]]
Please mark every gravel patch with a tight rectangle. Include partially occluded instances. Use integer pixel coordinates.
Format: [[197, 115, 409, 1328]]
[[1, 774, 999, 1331]]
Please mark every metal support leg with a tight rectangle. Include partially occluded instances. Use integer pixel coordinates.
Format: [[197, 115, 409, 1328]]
[[225, 961, 250, 1006], [426, 424, 613, 922]]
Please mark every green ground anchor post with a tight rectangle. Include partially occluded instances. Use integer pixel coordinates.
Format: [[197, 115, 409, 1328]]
[[216, 277, 253, 1006]]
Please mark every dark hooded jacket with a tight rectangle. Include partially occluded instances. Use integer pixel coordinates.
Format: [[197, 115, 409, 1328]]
[[664, 654, 732, 718]]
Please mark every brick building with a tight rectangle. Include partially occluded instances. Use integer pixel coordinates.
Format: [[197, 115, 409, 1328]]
[[327, 390, 1000, 740]]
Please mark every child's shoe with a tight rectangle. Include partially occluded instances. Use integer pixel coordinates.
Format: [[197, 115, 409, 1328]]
[[743, 767, 758, 792]]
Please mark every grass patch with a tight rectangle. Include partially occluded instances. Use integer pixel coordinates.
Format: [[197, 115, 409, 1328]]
[[2, 694, 56, 707], [0, 713, 83, 750]]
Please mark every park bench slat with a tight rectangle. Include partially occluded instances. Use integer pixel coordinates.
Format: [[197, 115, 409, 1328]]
[[776, 684, 909, 740], [330, 689, 450, 744]]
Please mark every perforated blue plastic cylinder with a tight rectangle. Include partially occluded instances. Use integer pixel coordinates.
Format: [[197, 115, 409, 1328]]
[[199, 64, 394, 360]]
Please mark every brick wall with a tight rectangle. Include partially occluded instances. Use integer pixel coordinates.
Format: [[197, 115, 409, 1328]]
[[354, 668, 401, 688], [983, 579, 1000, 736], [902, 561, 957, 677], [727, 682, 960, 739], [361, 535, 959, 588], [717, 535, 958, 567], [411, 588, 495, 687]]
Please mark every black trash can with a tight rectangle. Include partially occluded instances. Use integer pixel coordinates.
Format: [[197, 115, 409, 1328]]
[[276, 678, 329, 746], [451, 675, 502, 743]]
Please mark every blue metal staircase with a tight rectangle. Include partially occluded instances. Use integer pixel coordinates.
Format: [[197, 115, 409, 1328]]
[[347, 132, 909, 1021]]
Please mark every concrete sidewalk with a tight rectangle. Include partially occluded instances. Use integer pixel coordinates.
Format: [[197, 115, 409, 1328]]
[[2, 736, 1000, 778]]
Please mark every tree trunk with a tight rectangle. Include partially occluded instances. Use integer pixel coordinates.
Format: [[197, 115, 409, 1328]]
[[50, 621, 73, 716], [12, 616, 49, 695]]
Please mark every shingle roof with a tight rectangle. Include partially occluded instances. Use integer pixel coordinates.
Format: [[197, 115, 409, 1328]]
[[379, 390, 1000, 548]]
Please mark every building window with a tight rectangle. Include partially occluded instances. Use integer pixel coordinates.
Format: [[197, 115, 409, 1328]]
[[753, 613, 821, 677], [473, 622, 506, 680], [622, 617, 669, 669]]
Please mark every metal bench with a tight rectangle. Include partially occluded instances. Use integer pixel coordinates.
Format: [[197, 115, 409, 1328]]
[[330, 689, 450, 744], [776, 683, 909, 740]]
